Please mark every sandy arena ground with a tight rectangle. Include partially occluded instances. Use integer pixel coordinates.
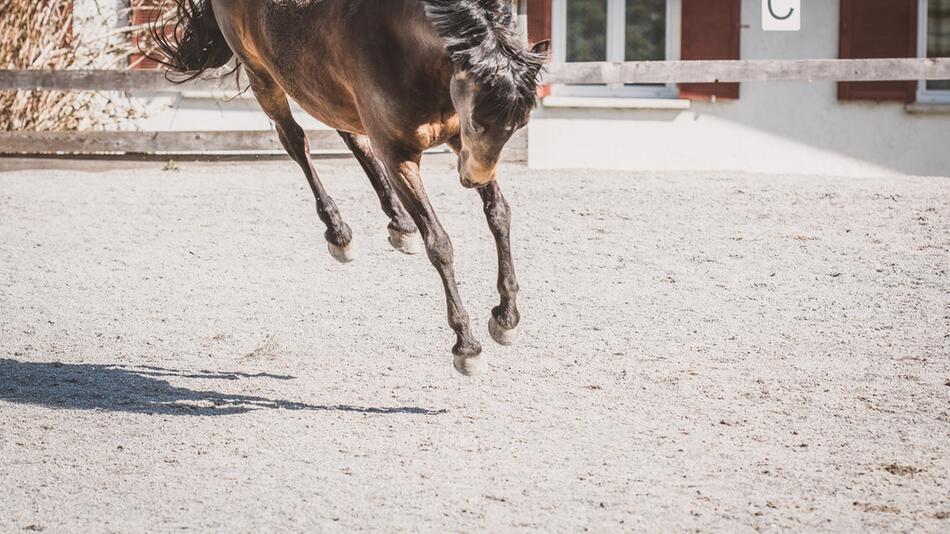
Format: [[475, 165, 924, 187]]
[[0, 156, 948, 532]]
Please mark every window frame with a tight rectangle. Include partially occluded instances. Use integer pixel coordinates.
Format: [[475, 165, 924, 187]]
[[551, 0, 681, 98], [918, 0, 950, 103]]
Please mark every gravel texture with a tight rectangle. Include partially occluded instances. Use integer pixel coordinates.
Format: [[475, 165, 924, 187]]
[[1, 157, 948, 532]]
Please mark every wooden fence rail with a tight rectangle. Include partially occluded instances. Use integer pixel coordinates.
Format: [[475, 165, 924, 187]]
[[0, 69, 228, 93], [542, 58, 950, 85], [0, 130, 342, 154], [0, 129, 524, 160], [1, 58, 947, 157], [3, 58, 950, 92]]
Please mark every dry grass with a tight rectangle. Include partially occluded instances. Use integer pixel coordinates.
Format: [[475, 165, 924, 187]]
[[0, 1, 154, 131]]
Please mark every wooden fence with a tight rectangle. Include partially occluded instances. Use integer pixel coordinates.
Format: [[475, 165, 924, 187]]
[[2, 57, 949, 158], [5, 58, 947, 91], [542, 57, 950, 84]]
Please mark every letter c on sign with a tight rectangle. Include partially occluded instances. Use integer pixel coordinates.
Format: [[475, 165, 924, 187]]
[[768, 0, 794, 20]]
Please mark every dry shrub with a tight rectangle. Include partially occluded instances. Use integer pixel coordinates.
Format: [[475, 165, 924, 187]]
[[0, 1, 150, 131]]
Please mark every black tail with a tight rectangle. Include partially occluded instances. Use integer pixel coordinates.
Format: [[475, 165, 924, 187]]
[[144, 0, 235, 82]]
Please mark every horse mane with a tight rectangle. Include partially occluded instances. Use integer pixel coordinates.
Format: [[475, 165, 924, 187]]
[[422, 0, 545, 125]]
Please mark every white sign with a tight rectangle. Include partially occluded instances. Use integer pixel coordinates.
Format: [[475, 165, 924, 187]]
[[762, 0, 801, 32]]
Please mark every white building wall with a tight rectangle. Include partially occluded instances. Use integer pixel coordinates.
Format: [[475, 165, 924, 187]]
[[529, 0, 950, 176]]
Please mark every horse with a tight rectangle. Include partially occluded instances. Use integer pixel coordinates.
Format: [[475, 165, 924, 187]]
[[149, 0, 550, 375]]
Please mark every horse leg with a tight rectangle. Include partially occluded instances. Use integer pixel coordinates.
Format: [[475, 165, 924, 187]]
[[445, 136, 521, 344], [336, 131, 421, 255], [248, 72, 354, 263], [377, 150, 484, 375], [478, 181, 521, 345]]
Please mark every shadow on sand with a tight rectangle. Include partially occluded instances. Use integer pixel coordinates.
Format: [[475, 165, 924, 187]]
[[0, 359, 446, 416]]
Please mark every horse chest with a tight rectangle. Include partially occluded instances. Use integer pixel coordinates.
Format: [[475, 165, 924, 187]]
[[414, 116, 461, 149]]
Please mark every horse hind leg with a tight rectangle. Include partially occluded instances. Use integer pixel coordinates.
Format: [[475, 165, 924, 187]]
[[247, 71, 355, 263], [337, 131, 421, 255]]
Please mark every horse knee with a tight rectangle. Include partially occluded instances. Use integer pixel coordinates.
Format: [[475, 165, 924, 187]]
[[424, 232, 454, 267]]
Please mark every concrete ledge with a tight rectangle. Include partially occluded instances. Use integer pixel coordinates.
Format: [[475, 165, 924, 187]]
[[541, 96, 691, 110], [905, 102, 950, 114], [181, 90, 255, 100]]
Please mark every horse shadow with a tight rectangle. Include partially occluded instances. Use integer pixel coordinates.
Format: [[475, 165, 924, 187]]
[[0, 359, 446, 416]]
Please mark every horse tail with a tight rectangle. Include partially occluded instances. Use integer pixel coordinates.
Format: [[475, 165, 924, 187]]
[[145, 0, 236, 82]]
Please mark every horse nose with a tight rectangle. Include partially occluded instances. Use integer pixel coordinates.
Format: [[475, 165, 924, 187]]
[[459, 151, 497, 188], [460, 167, 496, 188]]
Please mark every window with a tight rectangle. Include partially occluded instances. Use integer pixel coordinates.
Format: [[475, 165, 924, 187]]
[[552, 0, 680, 97], [919, 0, 950, 102]]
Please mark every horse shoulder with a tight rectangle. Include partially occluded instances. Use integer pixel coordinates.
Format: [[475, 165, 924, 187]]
[[413, 115, 461, 151]]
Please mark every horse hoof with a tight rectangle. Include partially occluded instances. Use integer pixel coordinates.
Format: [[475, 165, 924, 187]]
[[453, 354, 488, 376], [388, 228, 423, 255], [327, 240, 357, 263], [489, 316, 519, 346]]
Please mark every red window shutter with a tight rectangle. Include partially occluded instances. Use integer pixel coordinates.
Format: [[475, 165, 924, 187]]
[[129, 0, 170, 70], [839, 0, 918, 102], [527, 0, 552, 97], [680, 0, 741, 100], [526, 0, 552, 44]]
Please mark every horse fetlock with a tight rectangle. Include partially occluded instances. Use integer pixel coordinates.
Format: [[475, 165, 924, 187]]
[[452, 335, 481, 357], [387, 218, 417, 235], [387, 227, 423, 255], [493, 303, 519, 326], [324, 218, 353, 242]]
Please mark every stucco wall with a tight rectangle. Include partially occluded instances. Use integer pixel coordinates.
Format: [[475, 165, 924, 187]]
[[529, 0, 950, 176]]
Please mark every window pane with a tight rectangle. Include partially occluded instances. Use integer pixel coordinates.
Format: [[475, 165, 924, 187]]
[[625, 0, 666, 61], [567, 0, 608, 62], [928, 0, 950, 90]]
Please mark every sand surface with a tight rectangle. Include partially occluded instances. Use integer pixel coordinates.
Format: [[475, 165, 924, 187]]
[[1, 157, 948, 532]]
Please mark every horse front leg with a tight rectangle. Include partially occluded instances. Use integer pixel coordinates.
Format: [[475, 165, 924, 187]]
[[247, 71, 354, 263], [446, 135, 521, 345], [336, 131, 421, 254], [477, 181, 520, 345], [378, 150, 484, 375]]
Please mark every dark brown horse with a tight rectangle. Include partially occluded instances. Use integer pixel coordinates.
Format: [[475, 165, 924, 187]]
[[150, 0, 549, 375]]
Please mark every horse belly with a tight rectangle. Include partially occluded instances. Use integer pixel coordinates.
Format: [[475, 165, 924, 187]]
[[278, 83, 365, 135]]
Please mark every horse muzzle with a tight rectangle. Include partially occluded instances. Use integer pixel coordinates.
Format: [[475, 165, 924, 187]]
[[458, 159, 497, 189]]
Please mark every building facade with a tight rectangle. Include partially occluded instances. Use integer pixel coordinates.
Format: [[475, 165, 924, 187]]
[[526, 0, 950, 176]]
